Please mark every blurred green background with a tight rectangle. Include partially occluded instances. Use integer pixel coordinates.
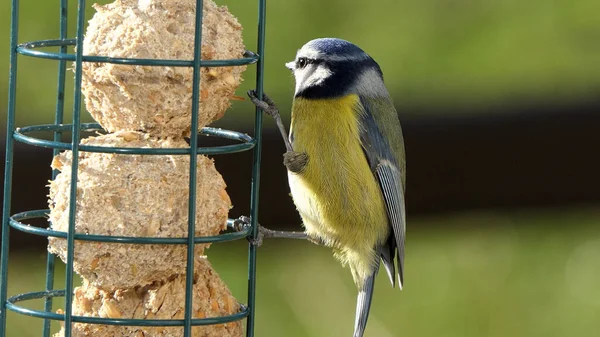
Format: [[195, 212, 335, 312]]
[[6, 209, 600, 336], [2, 0, 600, 336], [2, 0, 600, 126]]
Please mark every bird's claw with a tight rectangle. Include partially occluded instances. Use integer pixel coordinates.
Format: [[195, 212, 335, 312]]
[[247, 90, 280, 119], [247, 89, 295, 152], [283, 151, 309, 173], [233, 215, 264, 246]]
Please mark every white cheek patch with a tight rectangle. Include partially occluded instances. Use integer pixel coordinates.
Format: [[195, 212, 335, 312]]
[[312, 65, 332, 85], [294, 68, 310, 93], [294, 64, 332, 94]]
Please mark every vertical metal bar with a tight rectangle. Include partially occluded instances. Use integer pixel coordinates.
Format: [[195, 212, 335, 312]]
[[43, 1, 69, 336], [246, 0, 266, 335], [184, 1, 204, 336], [0, 0, 19, 336], [63, 1, 87, 336]]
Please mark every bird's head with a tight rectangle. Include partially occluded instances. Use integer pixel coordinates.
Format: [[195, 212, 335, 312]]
[[286, 38, 387, 99]]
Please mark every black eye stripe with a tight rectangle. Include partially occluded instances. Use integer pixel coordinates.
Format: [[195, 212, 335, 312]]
[[297, 57, 307, 68], [296, 57, 320, 69]]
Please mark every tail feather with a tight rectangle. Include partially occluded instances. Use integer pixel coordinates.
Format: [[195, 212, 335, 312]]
[[397, 244, 404, 290], [353, 260, 380, 337], [380, 237, 396, 287]]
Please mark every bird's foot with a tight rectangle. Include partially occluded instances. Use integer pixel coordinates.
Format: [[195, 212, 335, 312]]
[[283, 151, 309, 173], [233, 215, 264, 246], [247, 90, 295, 152], [247, 90, 281, 119]]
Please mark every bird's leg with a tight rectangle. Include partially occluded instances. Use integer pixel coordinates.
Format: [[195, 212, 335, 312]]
[[247, 90, 294, 152], [247, 90, 309, 173], [233, 216, 325, 246]]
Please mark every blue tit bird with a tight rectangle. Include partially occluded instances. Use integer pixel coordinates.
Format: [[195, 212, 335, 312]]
[[248, 37, 406, 337]]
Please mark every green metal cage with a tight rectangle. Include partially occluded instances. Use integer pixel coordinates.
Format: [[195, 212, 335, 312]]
[[0, 0, 266, 336]]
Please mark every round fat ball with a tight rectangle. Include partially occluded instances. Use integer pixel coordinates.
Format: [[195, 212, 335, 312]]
[[48, 131, 231, 289], [53, 257, 243, 337], [82, 0, 247, 138]]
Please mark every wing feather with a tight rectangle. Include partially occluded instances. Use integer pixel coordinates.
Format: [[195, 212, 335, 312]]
[[376, 161, 406, 288], [357, 96, 406, 289]]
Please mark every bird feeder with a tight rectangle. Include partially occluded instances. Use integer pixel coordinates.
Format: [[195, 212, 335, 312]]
[[0, 0, 266, 336]]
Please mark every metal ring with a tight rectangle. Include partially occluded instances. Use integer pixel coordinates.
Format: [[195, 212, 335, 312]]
[[13, 123, 255, 155], [9, 210, 251, 244], [16, 39, 259, 67], [6, 290, 249, 326]]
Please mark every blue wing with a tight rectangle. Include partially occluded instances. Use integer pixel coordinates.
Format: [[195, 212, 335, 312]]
[[357, 96, 406, 289]]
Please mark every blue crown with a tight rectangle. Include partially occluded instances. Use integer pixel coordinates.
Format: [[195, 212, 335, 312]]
[[306, 38, 367, 58]]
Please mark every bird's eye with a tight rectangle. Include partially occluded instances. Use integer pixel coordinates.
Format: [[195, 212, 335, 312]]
[[297, 57, 308, 69]]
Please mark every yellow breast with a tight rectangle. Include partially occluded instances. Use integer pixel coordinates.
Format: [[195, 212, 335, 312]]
[[288, 95, 389, 251]]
